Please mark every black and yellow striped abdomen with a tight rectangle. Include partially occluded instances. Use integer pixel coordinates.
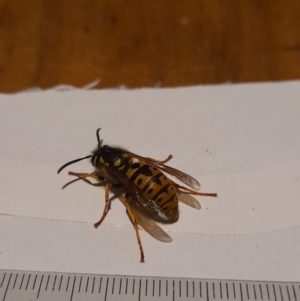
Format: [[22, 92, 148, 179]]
[[126, 162, 179, 221]]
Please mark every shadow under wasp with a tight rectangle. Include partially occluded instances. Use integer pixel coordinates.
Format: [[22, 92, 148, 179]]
[[58, 129, 217, 262]]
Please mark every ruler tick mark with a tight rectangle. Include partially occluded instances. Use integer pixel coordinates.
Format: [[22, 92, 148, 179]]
[[2, 273, 12, 301], [166, 280, 168, 297], [292, 285, 297, 301], [253, 284, 257, 300], [240, 283, 244, 301], [220, 282, 223, 299], [119, 278, 122, 295], [70, 276, 76, 301], [104, 277, 109, 301], [25, 274, 30, 291], [45, 274, 50, 291], [259, 284, 263, 300], [0, 273, 6, 288], [66, 276, 70, 292], [172, 280, 175, 301], [78, 276, 82, 292], [112, 277, 115, 294], [266, 284, 270, 300], [213, 282, 215, 299], [33, 274, 37, 290], [59, 275, 63, 291], [92, 277, 95, 294], [153, 279, 155, 296], [179, 280, 182, 298], [233, 283, 236, 299], [226, 282, 229, 299], [99, 277, 102, 293], [193, 281, 195, 298], [133, 278, 135, 295], [145, 279, 147, 296], [20, 273, 25, 290], [125, 278, 128, 295], [200, 281, 202, 298], [206, 282, 209, 301], [86, 276, 90, 293], [279, 285, 283, 301], [138, 279, 141, 301], [36, 274, 44, 299], [273, 285, 277, 301], [12, 273, 18, 290], [246, 283, 250, 299], [287, 285, 291, 301], [52, 275, 57, 291], [159, 279, 161, 297]]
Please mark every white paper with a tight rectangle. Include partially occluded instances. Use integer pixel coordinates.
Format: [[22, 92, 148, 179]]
[[1, 214, 299, 281], [0, 81, 300, 280]]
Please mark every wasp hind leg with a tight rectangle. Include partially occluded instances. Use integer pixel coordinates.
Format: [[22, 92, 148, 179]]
[[123, 193, 145, 263], [145, 154, 173, 164], [128, 152, 173, 165], [170, 180, 217, 197], [94, 183, 111, 228]]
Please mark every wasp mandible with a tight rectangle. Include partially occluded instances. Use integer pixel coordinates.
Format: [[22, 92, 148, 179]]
[[58, 129, 217, 262]]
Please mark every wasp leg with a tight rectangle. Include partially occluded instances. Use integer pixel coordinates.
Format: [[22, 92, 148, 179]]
[[170, 179, 217, 197], [123, 193, 145, 263], [144, 154, 173, 164], [68, 171, 99, 181], [128, 152, 173, 165], [94, 183, 111, 228], [63, 173, 102, 189]]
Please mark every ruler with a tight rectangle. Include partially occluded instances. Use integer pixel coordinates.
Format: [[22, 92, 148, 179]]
[[0, 270, 299, 301]]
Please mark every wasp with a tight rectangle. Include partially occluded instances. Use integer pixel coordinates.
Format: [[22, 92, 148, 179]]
[[58, 129, 217, 262]]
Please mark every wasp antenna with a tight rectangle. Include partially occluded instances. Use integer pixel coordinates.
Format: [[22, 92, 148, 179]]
[[57, 155, 92, 174], [96, 128, 103, 148]]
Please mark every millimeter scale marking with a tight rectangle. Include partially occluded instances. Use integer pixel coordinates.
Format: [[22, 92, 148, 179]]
[[0, 270, 299, 301]]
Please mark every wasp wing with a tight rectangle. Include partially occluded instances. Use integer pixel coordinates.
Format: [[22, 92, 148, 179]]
[[118, 196, 172, 243], [133, 207, 173, 243], [127, 151, 201, 191], [154, 164, 201, 191], [106, 166, 170, 222], [176, 191, 201, 210]]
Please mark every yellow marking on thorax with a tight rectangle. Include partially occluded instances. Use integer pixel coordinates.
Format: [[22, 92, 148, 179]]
[[114, 158, 121, 167]]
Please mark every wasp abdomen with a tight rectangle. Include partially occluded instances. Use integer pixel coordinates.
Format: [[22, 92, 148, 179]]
[[126, 162, 179, 221]]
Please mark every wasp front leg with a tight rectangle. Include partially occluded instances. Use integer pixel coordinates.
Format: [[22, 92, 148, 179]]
[[94, 183, 111, 228], [65, 171, 102, 189], [68, 171, 99, 181], [68, 171, 112, 227]]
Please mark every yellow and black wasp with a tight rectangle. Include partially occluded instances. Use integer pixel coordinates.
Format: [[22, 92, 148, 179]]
[[58, 129, 217, 262]]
